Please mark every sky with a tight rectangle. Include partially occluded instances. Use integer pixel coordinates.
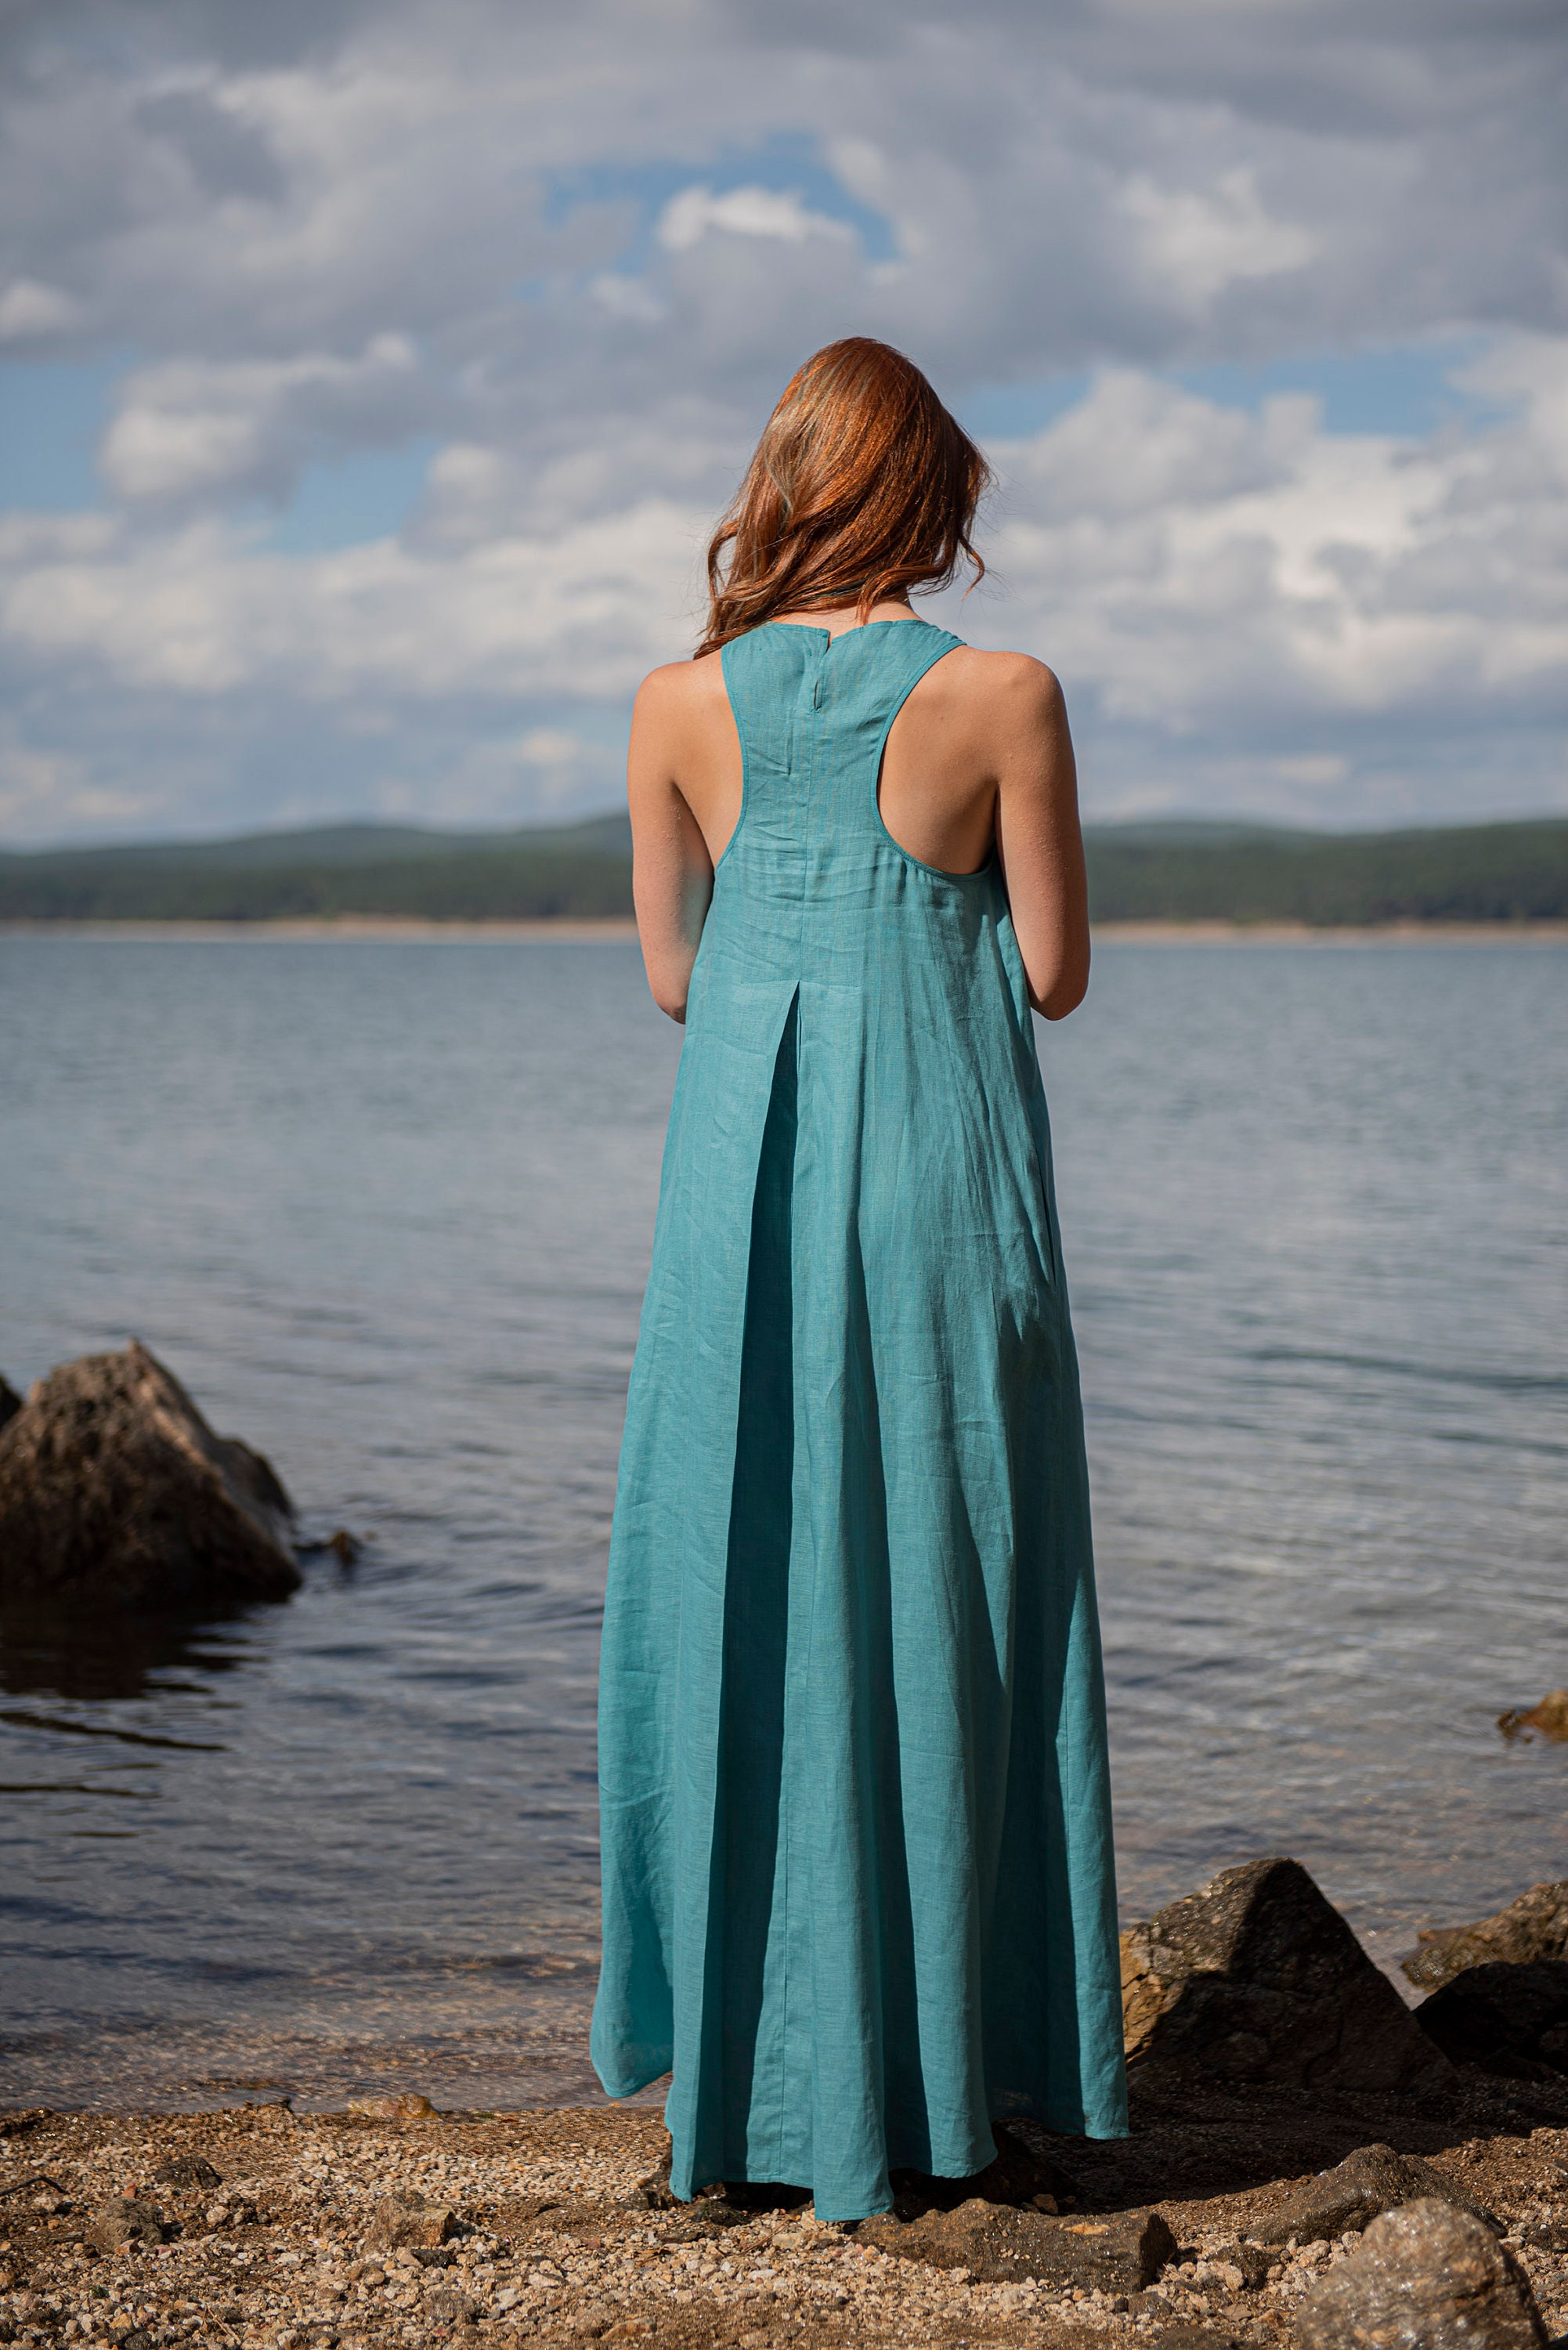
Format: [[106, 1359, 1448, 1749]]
[[0, 0, 1565, 844]]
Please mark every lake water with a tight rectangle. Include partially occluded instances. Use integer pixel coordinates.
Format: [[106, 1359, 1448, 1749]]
[[2, 932, 1565, 2111]]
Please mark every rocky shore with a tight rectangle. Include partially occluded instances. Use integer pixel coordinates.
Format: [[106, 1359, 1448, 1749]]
[[6, 1863, 1568, 2349], [5, 2070, 1568, 2350]]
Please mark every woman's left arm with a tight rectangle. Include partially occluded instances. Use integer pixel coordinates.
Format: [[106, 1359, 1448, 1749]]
[[627, 666, 714, 1022]]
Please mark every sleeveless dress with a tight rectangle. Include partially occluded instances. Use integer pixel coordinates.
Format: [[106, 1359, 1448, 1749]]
[[591, 616, 1126, 2223]]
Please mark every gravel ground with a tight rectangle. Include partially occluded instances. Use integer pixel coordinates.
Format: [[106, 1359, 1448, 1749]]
[[4, 2094, 1568, 2350]]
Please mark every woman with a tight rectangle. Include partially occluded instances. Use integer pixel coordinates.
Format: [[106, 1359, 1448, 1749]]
[[591, 338, 1126, 2224]]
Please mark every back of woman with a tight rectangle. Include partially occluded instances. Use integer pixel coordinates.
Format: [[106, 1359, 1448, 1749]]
[[591, 338, 1126, 2225]]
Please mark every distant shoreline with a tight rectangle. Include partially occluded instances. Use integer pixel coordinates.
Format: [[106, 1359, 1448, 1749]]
[[2, 916, 1566, 944]]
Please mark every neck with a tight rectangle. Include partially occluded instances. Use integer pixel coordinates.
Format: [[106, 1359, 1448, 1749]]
[[770, 594, 916, 640]]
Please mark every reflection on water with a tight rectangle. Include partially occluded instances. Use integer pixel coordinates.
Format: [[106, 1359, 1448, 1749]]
[[1, 933, 1565, 2108], [0, 1600, 261, 1707]]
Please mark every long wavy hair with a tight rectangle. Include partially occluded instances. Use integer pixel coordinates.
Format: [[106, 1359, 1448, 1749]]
[[697, 338, 991, 656]]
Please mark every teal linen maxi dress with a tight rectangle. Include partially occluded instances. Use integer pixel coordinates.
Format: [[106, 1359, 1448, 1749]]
[[591, 616, 1126, 2223]]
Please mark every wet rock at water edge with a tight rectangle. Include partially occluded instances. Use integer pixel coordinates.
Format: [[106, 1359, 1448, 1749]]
[[1119, 1855, 1451, 2094], [1251, 2142, 1496, 2247], [1406, 1880, 1568, 1994], [0, 1340, 299, 1611], [345, 2093, 436, 2124], [1293, 2196, 1548, 2349], [1417, 1960, 1568, 2080], [85, 2199, 164, 2251], [0, 1376, 22, 1433], [860, 2198, 1177, 2290], [1498, 1694, 1568, 1744]]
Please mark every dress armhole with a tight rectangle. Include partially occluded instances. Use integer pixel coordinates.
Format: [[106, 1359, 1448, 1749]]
[[872, 639, 995, 884], [713, 641, 752, 873]]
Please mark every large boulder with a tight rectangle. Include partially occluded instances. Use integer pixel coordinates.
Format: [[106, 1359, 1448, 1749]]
[[1294, 2198, 1548, 2349], [1405, 1881, 1568, 1994], [1121, 1857, 1451, 2095], [1416, 1960, 1568, 2081], [0, 1341, 299, 1610]]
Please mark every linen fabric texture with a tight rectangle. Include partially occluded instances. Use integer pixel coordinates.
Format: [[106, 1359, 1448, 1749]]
[[591, 617, 1127, 2222]]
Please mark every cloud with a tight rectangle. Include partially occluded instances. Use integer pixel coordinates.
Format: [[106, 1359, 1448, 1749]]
[[0, 277, 82, 340], [2, 341, 1563, 837], [0, 0, 1564, 838], [0, 497, 705, 700], [99, 334, 423, 504], [963, 344, 1568, 818], [656, 185, 857, 253], [1119, 170, 1318, 312]]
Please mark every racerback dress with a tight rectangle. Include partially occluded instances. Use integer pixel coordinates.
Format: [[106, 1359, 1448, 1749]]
[[591, 616, 1127, 2223]]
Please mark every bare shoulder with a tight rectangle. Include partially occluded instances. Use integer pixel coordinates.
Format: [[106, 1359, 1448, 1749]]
[[634, 649, 728, 720], [938, 645, 1063, 709], [912, 645, 1066, 754]]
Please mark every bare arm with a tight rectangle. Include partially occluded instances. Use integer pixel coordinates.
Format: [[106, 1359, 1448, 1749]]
[[627, 665, 716, 1021], [991, 660, 1090, 1021]]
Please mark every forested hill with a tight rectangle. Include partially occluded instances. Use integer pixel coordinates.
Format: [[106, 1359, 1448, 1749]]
[[2, 813, 1565, 926]]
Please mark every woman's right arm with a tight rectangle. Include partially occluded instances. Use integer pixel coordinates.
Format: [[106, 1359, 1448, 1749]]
[[989, 656, 1091, 1021], [627, 666, 715, 1023]]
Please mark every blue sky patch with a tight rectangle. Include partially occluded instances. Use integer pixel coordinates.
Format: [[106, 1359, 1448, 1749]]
[[541, 132, 899, 277], [258, 439, 443, 554], [0, 356, 128, 508]]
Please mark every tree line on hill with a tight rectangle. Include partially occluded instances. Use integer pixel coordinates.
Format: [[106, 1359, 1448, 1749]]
[[1, 814, 1564, 926]]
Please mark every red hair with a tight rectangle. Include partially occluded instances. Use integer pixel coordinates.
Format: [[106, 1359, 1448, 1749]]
[[698, 338, 991, 656]]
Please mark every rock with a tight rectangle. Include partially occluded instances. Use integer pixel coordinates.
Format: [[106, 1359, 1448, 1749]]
[[1416, 1960, 1568, 2079], [85, 2199, 164, 2251], [860, 2198, 1177, 2290], [205, 2188, 258, 2229], [1252, 2143, 1494, 2247], [151, 2157, 222, 2191], [346, 2093, 436, 2123], [423, 2283, 475, 2327], [1120, 1856, 1451, 2094], [1404, 1882, 1568, 1994], [367, 2193, 458, 2251], [1206, 2237, 1275, 2289], [668, 2199, 750, 2231], [0, 1342, 298, 1611], [326, 1530, 362, 1565], [1293, 2196, 1548, 2349], [0, 1378, 22, 1433], [1498, 1694, 1568, 1744]]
